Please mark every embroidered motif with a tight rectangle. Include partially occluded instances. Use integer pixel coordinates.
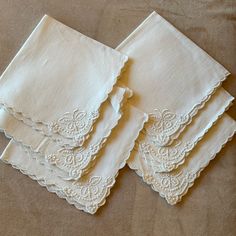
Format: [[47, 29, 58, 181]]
[[45, 143, 101, 180], [72, 176, 114, 202], [63, 188, 77, 198], [57, 176, 114, 213], [138, 140, 194, 172], [45, 154, 59, 165], [48, 109, 99, 141], [145, 109, 190, 146], [143, 170, 196, 205]]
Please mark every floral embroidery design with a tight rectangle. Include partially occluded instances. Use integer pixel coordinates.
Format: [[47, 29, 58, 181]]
[[48, 109, 99, 142], [143, 170, 196, 205], [58, 176, 114, 214], [138, 140, 194, 172], [45, 143, 101, 180], [145, 109, 190, 146]]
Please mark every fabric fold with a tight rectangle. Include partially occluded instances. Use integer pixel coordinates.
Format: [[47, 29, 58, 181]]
[[134, 87, 234, 172], [1, 104, 148, 214], [0, 86, 131, 180], [0, 15, 128, 148], [116, 11, 230, 146], [128, 114, 236, 205]]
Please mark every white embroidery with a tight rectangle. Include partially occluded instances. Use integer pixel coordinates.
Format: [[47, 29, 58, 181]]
[[143, 171, 197, 205], [45, 143, 102, 180], [58, 176, 114, 214], [138, 141, 194, 172], [145, 109, 190, 146], [48, 109, 99, 142]]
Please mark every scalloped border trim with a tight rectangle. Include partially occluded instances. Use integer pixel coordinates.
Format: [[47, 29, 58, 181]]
[[139, 97, 234, 173], [1, 109, 148, 214], [30, 87, 131, 180], [0, 56, 128, 148], [129, 125, 236, 205], [0, 86, 131, 180], [166, 73, 230, 145]]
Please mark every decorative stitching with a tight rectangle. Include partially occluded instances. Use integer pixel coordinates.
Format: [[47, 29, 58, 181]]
[[137, 98, 233, 172], [3, 106, 99, 147], [142, 73, 229, 147], [1, 107, 148, 214], [3, 153, 116, 214], [56, 176, 114, 214], [48, 109, 99, 142], [129, 128, 236, 205], [143, 171, 196, 205], [145, 109, 190, 146], [0, 54, 128, 147], [138, 141, 194, 172], [45, 142, 102, 180]]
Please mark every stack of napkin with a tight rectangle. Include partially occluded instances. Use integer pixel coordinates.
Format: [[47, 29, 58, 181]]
[[0, 12, 235, 214]]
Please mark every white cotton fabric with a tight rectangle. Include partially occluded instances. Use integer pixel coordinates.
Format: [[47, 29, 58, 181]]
[[128, 114, 236, 205], [116, 11, 230, 146], [1, 104, 148, 214], [0, 15, 128, 147], [135, 87, 234, 172], [0, 86, 131, 180]]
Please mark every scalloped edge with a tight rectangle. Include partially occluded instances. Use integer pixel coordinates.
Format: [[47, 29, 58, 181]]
[[165, 73, 230, 146], [5, 105, 96, 149], [128, 124, 236, 205], [1, 159, 95, 213], [0, 86, 131, 181], [143, 97, 234, 173], [33, 86, 132, 180], [116, 11, 230, 147], [0, 56, 129, 148], [1, 108, 148, 214]]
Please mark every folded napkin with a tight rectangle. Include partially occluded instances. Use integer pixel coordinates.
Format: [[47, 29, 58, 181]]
[[0, 15, 128, 147], [0, 86, 131, 179], [0, 11, 234, 215], [117, 11, 230, 146], [135, 87, 233, 172], [1, 105, 148, 214], [128, 114, 236, 205]]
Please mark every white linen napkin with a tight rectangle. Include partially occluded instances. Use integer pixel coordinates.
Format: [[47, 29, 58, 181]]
[[135, 87, 234, 172], [0, 15, 128, 147], [128, 114, 236, 205], [116, 11, 230, 146], [1, 104, 148, 214], [0, 86, 131, 179]]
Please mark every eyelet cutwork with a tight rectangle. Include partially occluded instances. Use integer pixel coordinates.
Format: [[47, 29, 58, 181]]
[[145, 109, 190, 146], [45, 142, 102, 180], [138, 140, 194, 172], [143, 170, 197, 205], [48, 109, 99, 140], [57, 176, 114, 214]]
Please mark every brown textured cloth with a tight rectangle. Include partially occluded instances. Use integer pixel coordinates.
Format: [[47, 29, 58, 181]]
[[0, 1, 235, 235]]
